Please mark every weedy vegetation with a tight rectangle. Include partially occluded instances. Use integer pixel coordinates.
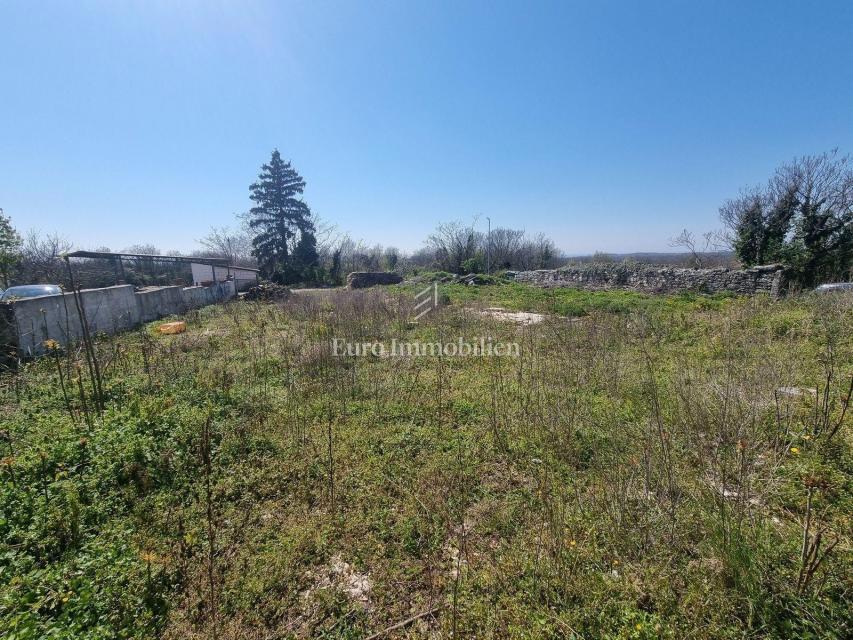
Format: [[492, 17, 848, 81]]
[[0, 284, 850, 639], [393, 275, 738, 318]]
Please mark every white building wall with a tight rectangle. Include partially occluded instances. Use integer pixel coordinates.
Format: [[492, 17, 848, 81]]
[[191, 263, 216, 284], [191, 263, 258, 290], [230, 267, 259, 291]]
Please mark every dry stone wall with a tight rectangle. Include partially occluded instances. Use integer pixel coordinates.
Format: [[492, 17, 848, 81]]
[[514, 263, 785, 297]]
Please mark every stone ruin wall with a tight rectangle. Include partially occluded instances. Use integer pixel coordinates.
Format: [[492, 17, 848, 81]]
[[514, 263, 785, 297]]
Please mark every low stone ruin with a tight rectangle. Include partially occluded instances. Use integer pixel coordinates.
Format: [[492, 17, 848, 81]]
[[515, 263, 785, 297]]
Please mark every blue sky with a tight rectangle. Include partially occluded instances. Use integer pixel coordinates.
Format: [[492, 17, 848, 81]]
[[2, 1, 851, 254]]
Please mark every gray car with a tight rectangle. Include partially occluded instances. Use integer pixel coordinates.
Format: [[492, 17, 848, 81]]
[[0, 284, 63, 301]]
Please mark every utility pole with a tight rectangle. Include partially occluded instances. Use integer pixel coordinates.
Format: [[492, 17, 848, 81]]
[[486, 216, 491, 274]]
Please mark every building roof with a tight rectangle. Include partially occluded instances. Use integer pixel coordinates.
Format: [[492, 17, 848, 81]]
[[65, 250, 230, 267], [221, 265, 260, 273], [190, 262, 260, 273], [65, 251, 260, 273]]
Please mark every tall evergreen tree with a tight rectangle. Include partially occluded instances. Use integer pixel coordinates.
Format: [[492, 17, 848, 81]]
[[247, 150, 314, 281], [0, 209, 22, 289], [291, 230, 320, 283]]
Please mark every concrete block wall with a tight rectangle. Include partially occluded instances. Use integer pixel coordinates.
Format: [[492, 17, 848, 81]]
[[6, 280, 235, 356], [181, 285, 210, 309], [137, 286, 185, 323], [180, 283, 235, 310]]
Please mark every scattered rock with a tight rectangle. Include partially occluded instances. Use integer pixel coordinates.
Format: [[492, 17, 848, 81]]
[[708, 480, 763, 507], [330, 556, 372, 605], [458, 273, 488, 285], [301, 554, 372, 608], [479, 307, 545, 325], [776, 387, 817, 398], [406, 272, 456, 285]]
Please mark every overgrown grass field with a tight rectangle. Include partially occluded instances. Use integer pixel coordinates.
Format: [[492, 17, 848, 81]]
[[393, 276, 738, 317], [1, 285, 850, 639]]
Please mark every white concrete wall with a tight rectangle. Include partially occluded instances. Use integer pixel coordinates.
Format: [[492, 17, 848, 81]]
[[7, 280, 236, 356], [12, 285, 139, 356], [191, 263, 215, 284], [232, 267, 258, 291]]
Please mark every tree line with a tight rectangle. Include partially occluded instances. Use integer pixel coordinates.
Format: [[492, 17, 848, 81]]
[[1, 148, 849, 291], [200, 149, 563, 285], [236, 147, 851, 286]]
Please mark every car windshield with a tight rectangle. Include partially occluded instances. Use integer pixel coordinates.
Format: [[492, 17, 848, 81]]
[[1, 285, 62, 300]]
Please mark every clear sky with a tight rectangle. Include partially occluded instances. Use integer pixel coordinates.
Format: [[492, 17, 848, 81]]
[[2, 1, 851, 255]]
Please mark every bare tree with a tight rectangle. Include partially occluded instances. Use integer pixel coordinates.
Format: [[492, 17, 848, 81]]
[[310, 213, 339, 260], [487, 228, 525, 269], [383, 246, 400, 271], [281, 218, 564, 279], [17, 230, 74, 284], [528, 233, 558, 269], [408, 246, 436, 269], [426, 220, 481, 273], [669, 229, 708, 269], [121, 243, 160, 255], [198, 225, 254, 266], [589, 251, 616, 264]]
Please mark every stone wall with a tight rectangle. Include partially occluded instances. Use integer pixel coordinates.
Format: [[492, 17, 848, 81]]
[[514, 263, 785, 297], [6, 281, 236, 357], [346, 272, 403, 289]]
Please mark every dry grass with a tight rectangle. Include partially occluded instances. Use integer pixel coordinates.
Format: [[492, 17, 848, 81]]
[[0, 287, 850, 639]]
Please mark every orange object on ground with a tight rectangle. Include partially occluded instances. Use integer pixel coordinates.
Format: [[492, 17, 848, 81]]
[[158, 321, 187, 334]]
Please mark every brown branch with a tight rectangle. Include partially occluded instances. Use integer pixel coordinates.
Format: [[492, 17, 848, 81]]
[[826, 374, 852, 441], [364, 605, 444, 640]]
